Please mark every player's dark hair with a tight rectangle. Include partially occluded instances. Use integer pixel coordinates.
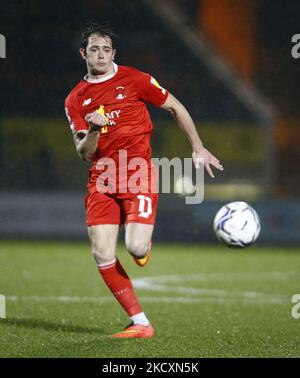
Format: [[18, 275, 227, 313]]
[[81, 22, 117, 50]]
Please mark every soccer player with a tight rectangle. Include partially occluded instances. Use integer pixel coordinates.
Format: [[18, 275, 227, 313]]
[[65, 23, 223, 338]]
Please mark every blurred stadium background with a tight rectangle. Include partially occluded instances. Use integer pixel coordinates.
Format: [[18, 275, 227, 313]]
[[0, 0, 300, 244]]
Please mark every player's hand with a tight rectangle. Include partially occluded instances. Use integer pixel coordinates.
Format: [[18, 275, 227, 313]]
[[85, 112, 108, 131], [192, 147, 223, 178]]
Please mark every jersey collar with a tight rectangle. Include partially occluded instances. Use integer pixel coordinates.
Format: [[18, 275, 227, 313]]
[[84, 62, 118, 83]]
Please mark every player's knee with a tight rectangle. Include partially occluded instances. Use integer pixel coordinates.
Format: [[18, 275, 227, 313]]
[[91, 246, 115, 265], [126, 240, 149, 258]]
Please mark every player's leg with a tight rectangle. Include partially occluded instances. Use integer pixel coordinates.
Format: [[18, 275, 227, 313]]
[[89, 224, 153, 337], [108, 222, 154, 337], [122, 191, 158, 267], [88, 224, 119, 265], [86, 191, 153, 338], [114, 200, 156, 335], [89, 223, 141, 316], [123, 161, 157, 265], [125, 223, 153, 266]]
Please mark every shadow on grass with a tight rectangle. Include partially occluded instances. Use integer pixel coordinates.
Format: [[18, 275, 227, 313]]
[[1, 318, 103, 334]]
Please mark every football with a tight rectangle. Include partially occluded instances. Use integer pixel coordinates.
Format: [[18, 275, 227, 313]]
[[213, 201, 261, 248]]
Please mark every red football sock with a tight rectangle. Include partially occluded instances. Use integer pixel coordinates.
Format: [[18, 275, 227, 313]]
[[98, 259, 142, 316]]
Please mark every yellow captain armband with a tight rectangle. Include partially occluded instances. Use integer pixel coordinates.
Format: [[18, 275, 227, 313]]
[[96, 105, 109, 133]]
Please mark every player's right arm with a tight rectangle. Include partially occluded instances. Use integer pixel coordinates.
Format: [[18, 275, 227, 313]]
[[73, 113, 107, 161], [72, 128, 98, 161], [65, 95, 107, 161]]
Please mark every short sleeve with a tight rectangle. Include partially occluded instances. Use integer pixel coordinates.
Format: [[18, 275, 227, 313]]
[[65, 94, 88, 134], [135, 71, 169, 107]]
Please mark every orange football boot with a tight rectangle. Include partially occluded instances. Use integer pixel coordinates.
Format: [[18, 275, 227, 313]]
[[111, 323, 154, 339], [133, 241, 152, 267]]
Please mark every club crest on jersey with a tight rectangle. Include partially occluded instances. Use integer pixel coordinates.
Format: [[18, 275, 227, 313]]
[[83, 98, 92, 106], [115, 86, 126, 100]]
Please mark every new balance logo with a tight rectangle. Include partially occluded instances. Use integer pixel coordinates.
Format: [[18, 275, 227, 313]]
[[83, 98, 92, 106]]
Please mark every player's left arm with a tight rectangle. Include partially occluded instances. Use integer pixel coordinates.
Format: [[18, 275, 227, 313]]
[[160, 93, 223, 178]]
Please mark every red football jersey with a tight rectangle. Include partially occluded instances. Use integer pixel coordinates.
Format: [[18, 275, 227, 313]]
[[65, 64, 168, 187]]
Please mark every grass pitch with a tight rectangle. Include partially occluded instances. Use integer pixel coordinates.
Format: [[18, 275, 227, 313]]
[[0, 241, 300, 358]]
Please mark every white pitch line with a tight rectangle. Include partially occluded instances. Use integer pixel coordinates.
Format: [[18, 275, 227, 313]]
[[138, 271, 300, 283], [132, 281, 289, 303], [4, 272, 294, 306], [5, 295, 288, 305], [132, 273, 292, 304], [6, 295, 112, 303]]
